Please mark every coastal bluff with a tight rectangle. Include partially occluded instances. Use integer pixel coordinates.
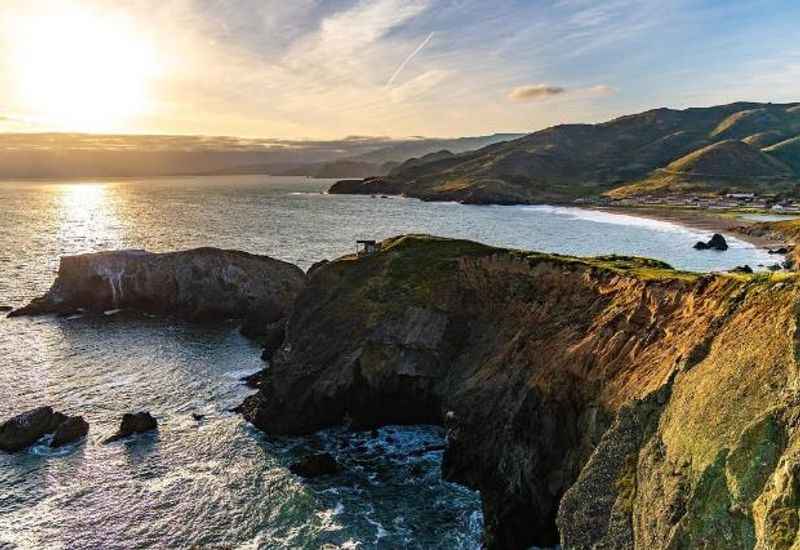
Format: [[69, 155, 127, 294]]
[[10, 247, 306, 323], [240, 234, 800, 549]]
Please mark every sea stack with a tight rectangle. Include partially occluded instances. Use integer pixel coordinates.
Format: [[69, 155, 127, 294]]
[[693, 233, 729, 250], [9, 248, 307, 329]]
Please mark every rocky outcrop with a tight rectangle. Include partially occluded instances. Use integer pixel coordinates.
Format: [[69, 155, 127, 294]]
[[51, 416, 90, 448], [0, 407, 86, 452], [238, 234, 800, 549], [693, 233, 729, 251], [329, 176, 406, 196], [104, 412, 158, 443], [10, 248, 306, 327]]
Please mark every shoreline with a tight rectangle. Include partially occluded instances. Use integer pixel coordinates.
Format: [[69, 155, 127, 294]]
[[592, 205, 788, 249]]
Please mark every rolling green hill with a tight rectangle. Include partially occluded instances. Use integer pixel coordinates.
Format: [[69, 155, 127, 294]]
[[330, 102, 800, 204]]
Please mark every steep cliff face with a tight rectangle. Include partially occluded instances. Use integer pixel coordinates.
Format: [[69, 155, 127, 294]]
[[239, 235, 800, 548], [11, 247, 306, 324]]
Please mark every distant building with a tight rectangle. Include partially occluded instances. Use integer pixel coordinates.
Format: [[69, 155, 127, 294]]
[[356, 240, 381, 256]]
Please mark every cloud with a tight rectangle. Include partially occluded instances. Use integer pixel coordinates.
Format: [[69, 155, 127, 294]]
[[507, 85, 566, 102], [508, 84, 616, 103], [389, 69, 451, 102], [584, 85, 616, 96]]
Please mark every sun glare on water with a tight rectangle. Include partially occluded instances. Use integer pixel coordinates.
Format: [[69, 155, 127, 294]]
[[9, 6, 161, 132]]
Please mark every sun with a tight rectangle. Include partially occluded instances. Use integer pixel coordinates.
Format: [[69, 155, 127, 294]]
[[9, 6, 160, 132]]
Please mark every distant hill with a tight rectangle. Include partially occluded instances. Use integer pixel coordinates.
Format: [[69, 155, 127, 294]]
[[609, 140, 795, 198], [353, 134, 525, 164], [765, 136, 800, 173], [0, 132, 520, 179], [330, 102, 800, 204]]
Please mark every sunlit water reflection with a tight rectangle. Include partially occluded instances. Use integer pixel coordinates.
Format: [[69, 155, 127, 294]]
[[0, 176, 778, 549]]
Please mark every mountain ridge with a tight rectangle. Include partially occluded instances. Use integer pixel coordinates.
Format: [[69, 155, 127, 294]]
[[330, 101, 800, 204]]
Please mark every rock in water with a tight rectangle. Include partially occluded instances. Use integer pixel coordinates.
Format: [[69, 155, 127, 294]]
[[289, 453, 341, 478], [9, 247, 306, 322], [50, 416, 90, 448], [0, 407, 81, 452], [730, 264, 754, 273], [693, 233, 728, 250], [104, 412, 158, 443]]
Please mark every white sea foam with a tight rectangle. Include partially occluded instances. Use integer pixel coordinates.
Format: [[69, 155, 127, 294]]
[[521, 205, 692, 233]]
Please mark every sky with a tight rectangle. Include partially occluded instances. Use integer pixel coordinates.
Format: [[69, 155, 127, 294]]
[[0, 0, 798, 140]]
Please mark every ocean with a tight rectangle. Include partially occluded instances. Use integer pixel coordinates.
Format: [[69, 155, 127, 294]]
[[0, 176, 776, 549]]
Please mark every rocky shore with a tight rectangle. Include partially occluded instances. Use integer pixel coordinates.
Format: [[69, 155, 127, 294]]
[[8, 237, 800, 548], [239, 234, 800, 549]]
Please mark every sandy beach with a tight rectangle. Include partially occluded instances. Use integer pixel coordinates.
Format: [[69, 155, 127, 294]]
[[595, 206, 789, 249]]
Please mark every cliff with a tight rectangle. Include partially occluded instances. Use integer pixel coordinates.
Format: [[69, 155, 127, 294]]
[[239, 234, 800, 549], [328, 102, 800, 205], [10, 248, 306, 325]]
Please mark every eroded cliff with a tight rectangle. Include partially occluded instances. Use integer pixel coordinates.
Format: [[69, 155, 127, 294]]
[[239, 234, 800, 549]]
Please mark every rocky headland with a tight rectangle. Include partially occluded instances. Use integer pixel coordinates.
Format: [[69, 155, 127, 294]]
[[9, 236, 800, 548], [238, 234, 800, 549], [9, 247, 306, 331]]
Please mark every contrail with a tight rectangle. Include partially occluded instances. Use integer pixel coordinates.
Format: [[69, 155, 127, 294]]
[[385, 32, 435, 87]]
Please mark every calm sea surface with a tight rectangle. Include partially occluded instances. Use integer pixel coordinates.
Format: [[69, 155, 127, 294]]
[[0, 176, 776, 549]]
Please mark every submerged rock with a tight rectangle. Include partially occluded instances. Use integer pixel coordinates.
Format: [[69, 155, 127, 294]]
[[768, 246, 790, 254], [9, 247, 306, 322], [693, 233, 729, 251], [289, 453, 341, 478], [0, 305, 13, 313], [0, 407, 85, 452], [50, 416, 90, 448], [104, 412, 158, 444]]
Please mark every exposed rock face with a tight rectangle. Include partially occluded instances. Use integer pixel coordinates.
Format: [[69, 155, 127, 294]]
[[10, 247, 306, 325], [289, 453, 341, 478], [51, 416, 90, 448], [694, 233, 729, 251], [0, 407, 85, 452], [239, 234, 800, 549], [104, 412, 158, 443]]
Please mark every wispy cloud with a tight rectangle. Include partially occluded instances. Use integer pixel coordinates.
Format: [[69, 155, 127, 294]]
[[0, 0, 797, 139]]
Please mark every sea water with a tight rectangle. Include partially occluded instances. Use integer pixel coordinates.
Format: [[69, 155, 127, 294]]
[[0, 176, 776, 549]]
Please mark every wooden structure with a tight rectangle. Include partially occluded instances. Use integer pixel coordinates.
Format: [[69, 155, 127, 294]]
[[356, 240, 380, 256]]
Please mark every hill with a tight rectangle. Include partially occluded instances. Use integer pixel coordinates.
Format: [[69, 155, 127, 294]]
[[609, 140, 795, 198], [765, 136, 800, 173], [0, 132, 519, 179], [329, 102, 800, 204]]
